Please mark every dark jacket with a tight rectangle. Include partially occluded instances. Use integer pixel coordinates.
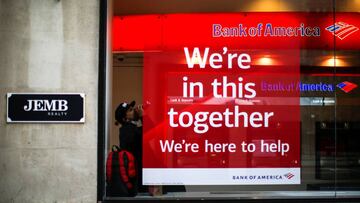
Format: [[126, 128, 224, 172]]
[[119, 122, 142, 159], [119, 121, 146, 192]]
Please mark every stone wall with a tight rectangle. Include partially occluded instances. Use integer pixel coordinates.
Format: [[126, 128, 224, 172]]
[[0, 0, 99, 202]]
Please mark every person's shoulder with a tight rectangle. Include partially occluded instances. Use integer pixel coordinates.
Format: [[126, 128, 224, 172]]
[[120, 122, 137, 130]]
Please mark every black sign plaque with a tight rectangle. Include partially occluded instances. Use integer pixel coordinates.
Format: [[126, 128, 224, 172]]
[[7, 93, 85, 123]]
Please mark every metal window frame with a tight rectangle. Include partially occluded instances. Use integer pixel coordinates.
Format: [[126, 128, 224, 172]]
[[97, 0, 360, 201]]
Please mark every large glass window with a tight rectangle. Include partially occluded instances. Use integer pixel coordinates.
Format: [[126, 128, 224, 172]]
[[100, 0, 360, 200]]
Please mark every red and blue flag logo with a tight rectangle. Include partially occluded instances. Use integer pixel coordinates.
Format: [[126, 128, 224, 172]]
[[325, 22, 359, 40], [284, 173, 295, 179], [337, 81, 357, 93]]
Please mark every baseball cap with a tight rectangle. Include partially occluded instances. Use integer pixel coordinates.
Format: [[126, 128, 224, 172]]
[[115, 101, 136, 124]]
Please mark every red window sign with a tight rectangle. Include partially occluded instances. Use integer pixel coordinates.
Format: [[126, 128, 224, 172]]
[[113, 12, 360, 52], [113, 12, 358, 185], [143, 46, 300, 185]]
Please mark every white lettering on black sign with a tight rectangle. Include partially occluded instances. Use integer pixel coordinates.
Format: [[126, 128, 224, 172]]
[[24, 100, 69, 112], [7, 93, 85, 123]]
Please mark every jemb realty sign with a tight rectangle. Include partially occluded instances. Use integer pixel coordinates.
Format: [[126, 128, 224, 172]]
[[7, 93, 85, 123]]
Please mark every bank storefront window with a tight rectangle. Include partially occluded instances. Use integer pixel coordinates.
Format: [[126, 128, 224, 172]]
[[98, 0, 360, 201]]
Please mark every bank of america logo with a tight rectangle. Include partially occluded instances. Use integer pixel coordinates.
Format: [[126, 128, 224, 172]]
[[284, 173, 294, 179], [325, 22, 359, 40], [337, 81, 358, 93]]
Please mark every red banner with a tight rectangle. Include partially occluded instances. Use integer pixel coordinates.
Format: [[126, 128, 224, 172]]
[[113, 13, 360, 51], [142, 46, 301, 185], [113, 12, 359, 185]]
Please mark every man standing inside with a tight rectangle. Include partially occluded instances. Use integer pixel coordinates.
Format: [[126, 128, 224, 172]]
[[115, 101, 147, 193]]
